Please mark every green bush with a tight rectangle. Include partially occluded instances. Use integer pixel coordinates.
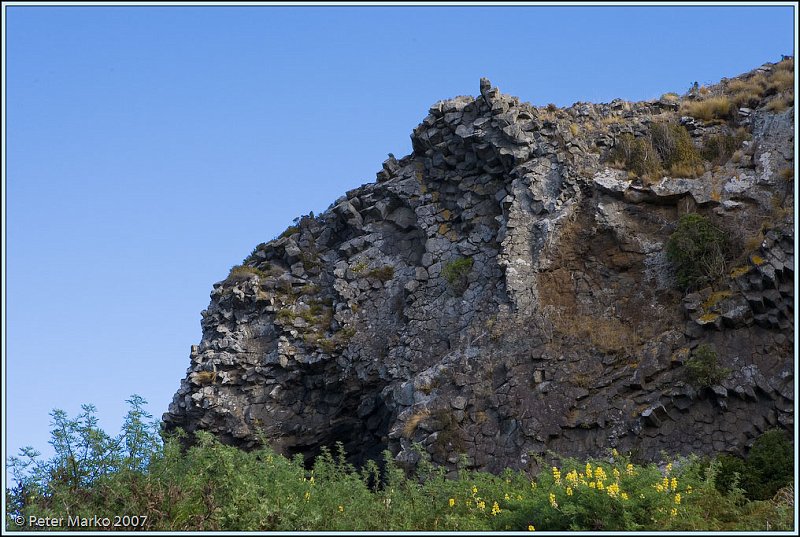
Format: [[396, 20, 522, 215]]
[[7, 400, 794, 532], [741, 430, 794, 500], [442, 257, 474, 295], [650, 123, 702, 172], [685, 344, 731, 388], [666, 213, 728, 289]]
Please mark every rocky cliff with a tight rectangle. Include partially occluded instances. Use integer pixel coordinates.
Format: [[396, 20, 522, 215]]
[[164, 60, 794, 474]]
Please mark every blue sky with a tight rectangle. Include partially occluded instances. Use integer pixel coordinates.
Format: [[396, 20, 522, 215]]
[[4, 4, 795, 467]]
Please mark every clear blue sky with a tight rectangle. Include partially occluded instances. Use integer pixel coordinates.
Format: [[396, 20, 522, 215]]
[[4, 4, 795, 468]]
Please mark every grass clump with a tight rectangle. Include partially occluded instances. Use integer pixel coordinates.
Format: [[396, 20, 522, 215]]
[[682, 96, 734, 122], [367, 265, 395, 282], [666, 213, 729, 290], [611, 123, 704, 180], [442, 257, 474, 295], [227, 264, 269, 281]]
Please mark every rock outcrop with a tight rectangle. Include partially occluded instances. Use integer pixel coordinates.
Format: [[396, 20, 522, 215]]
[[164, 62, 794, 474]]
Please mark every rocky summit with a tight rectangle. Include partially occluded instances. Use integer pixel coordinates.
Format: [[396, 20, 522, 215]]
[[164, 60, 794, 475]]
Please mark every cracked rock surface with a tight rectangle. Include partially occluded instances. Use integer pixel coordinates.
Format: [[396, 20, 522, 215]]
[[164, 65, 794, 474]]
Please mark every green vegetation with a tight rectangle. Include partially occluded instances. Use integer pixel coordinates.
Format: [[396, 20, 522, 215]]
[[685, 343, 731, 388], [666, 213, 729, 289], [7, 399, 793, 531], [367, 265, 395, 282], [701, 129, 750, 164], [610, 123, 703, 180], [279, 225, 300, 239], [442, 257, 474, 295], [227, 264, 270, 280], [716, 430, 794, 501]]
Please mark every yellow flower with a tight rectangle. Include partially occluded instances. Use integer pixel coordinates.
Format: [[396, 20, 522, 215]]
[[589, 481, 596, 489], [621, 492, 629, 501], [674, 493, 681, 505], [566, 469, 579, 484], [304, 491, 310, 501], [586, 463, 593, 478], [549, 492, 558, 508], [566, 486, 573, 496], [309, 476, 315, 484], [491, 501, 501, 516], [504, 493, 510, 501], [656, 483, 664, 493], [472, 486, 478, 495], [531, 481, 537, 489], [613, 468, 620, 481], [612, 448, 619, 457], [552, 466, 561, 483], [596, 480, 605, 490], [626, 463, 635, 476], [338, 505, 344, 512], [671, 477, 678, 491], [477, 500, 486, 510], [670, 508, 677, 517], [528, 525, 535, 531], [686, 485, 693, 494], [606, 482, 619, 498], [449, 498, 455, 507], [666, 463, 673, 475]]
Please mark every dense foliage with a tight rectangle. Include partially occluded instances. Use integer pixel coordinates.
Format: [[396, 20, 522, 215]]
[[6, 398, 794, 531], [666, 212, 729, 289]]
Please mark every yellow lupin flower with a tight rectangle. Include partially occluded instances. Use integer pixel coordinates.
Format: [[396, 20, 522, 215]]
[[504, 493, 510, 501], [655, 483, 665, 493], [449, 498, 455, 507], [566, 469, 579, 484], [477, 500, 486, 510], [566, 486, 573, 496], [528, 525, 535, 531], [304, 491, 311, 501], [670, 508, 677, 517], [472, 486, 478, 495], [612, 448, 619, 457], [531, 481, 537, 490], [491, 501, 501, 516], [626, 463, 635, 476], [549, 492, 558, 508], [586, 463, 593, 478], [613, 468, 620, 481], [665, 463, 673, 475], [621, 492, 629, 500], [671, 477, 678, 491], [596, 480, 605, 490], [552, 466, 561, 483], [589, 481, 596, 489], [338, 505, 344, 512], [686, 485, 693, 494], [674, 493, 681, 505], [606, 482, 620, 498]]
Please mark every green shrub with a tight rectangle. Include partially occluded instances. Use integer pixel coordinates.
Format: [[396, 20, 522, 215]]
[[7, 400, 794, 532], [685, 344, 731, 388], [442, 257, 474, 294], [666, 213, 728, 289], [740, 430, 794, 500]]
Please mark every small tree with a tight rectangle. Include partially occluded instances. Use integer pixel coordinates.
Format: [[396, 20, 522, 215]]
[[666, 213, 728, 289]]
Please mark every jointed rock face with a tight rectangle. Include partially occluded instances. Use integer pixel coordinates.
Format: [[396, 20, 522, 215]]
[[164, 63, 794, 474]]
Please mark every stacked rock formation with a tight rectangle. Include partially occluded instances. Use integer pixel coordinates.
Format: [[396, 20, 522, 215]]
[[164, 64, 794, 474]]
